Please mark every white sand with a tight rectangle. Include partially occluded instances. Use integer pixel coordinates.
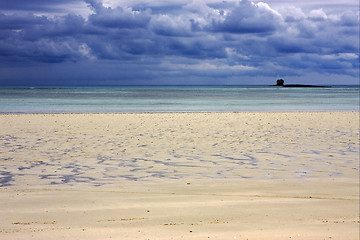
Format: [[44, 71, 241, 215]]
[[0, 112, 359, 239]]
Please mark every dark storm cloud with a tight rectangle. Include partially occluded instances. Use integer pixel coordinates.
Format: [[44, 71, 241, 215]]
[[0, 0, 358, 85], [0, 12, 48, 30], [0, 0, 84, 12], [0, 12, 86, 63]]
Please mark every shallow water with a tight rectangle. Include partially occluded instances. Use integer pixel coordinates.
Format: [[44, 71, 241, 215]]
[[0, 85, 358, 113]]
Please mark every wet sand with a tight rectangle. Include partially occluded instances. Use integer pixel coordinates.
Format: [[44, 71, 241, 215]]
[[0, 112, 359, 239]]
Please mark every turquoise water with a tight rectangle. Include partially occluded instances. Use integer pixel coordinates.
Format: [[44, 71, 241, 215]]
[[0, 86, 358, 113]]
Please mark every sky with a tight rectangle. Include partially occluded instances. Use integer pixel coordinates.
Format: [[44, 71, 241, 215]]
[[0, 0, 359, 86]]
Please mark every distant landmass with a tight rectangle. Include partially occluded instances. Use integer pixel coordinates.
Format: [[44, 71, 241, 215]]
[[274, 79, 330, 88]]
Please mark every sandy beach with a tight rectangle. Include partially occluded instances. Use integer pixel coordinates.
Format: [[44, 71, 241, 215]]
[[0, 112, 359, 239]]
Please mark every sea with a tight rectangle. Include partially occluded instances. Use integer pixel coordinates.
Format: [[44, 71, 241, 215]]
[[0, 85, 358, 113]]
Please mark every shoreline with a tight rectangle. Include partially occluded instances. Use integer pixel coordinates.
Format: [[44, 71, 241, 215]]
[[0, 110, 358, 115], [0, 112, 359, 239]]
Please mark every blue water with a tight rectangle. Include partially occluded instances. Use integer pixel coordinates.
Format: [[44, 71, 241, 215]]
[[0, 86, 358, 113]]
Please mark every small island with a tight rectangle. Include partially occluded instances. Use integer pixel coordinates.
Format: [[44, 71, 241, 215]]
[[274, 79, 330, 88]]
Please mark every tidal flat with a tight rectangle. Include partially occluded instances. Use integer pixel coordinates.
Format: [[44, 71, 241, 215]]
[[0, 112, 359, 239]]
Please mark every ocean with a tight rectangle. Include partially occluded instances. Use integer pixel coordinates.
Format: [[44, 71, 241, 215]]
[[0, 85, 358, 113]]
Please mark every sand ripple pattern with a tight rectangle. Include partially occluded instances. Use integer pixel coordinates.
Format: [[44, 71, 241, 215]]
[[0, 112, 359, 187]]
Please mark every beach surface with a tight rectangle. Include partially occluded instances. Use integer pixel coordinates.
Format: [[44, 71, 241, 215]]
[[0, 112, 359, 239]]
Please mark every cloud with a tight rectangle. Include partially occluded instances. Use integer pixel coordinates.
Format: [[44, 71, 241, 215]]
[[87, 1, 151, 29], [150, 14, 194, 36], [309, 8, 328, 21], [0, 0, 82, 12], [209, 0, 282, 34], [0, 0, 359, 85], [0, 12, 48, 30]]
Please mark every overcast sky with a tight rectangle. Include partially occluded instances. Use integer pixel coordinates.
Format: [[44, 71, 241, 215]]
[[0, 0, 358, 85]]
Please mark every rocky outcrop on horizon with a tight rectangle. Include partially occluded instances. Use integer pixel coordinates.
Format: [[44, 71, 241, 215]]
[[274, 79, 329, 88]]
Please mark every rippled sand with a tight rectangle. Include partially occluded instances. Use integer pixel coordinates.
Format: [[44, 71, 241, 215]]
[[0, 112, 359, 239]]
